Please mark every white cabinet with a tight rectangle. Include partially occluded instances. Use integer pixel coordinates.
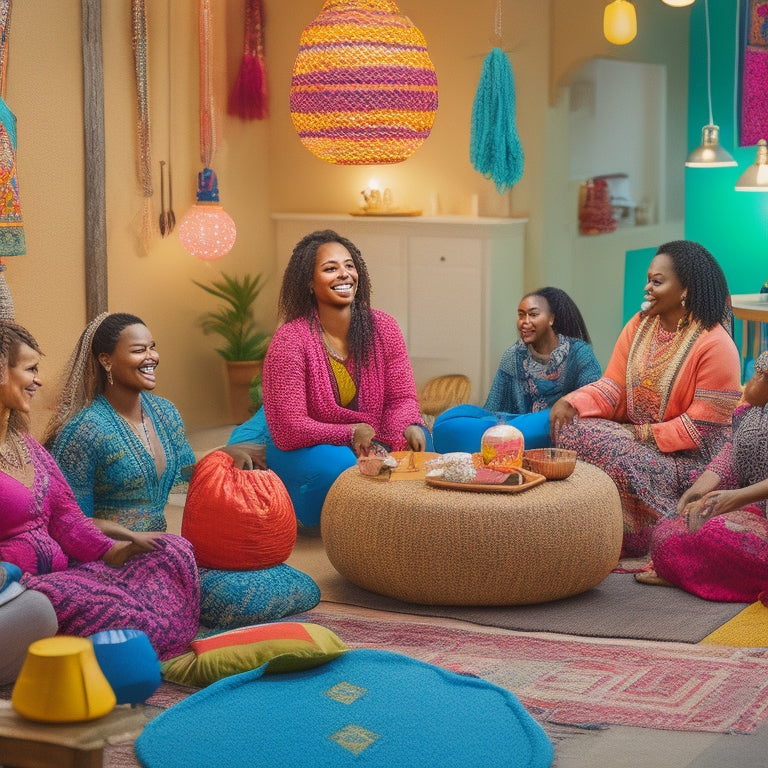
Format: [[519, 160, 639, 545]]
[[272, 214, 527, 404]]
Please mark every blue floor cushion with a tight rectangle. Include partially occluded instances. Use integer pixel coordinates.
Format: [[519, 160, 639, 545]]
[[198, 564, 320, 629], [136, 648, 553, 767]]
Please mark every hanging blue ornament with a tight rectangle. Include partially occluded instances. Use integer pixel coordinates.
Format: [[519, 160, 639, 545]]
[[470, 47, 524, 193]]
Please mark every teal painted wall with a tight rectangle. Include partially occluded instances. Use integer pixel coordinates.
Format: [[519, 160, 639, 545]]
[[685, 0, 768, 297]]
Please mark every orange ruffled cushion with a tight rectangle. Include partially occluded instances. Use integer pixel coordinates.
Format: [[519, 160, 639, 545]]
[[182, 450, 297, 570]]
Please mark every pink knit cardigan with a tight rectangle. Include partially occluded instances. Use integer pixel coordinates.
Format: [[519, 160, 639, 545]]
[[263, 309, 424, 451]]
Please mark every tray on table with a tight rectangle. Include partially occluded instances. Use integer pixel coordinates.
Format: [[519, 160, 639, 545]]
[[425, 465, 546, 493]]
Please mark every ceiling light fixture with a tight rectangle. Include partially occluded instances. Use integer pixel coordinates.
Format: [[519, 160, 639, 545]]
[[662, 0, 695, 7], [735, 139, 768, 191], [603, 1, 637, 46], [685, 0, 736, 167]]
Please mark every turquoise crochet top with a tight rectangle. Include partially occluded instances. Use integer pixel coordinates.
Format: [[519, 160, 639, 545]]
[[51, 393, 195, 532]]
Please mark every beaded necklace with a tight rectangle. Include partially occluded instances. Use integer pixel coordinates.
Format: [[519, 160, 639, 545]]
[[0, 429, 29, 472], [120, 408, 155, 459]]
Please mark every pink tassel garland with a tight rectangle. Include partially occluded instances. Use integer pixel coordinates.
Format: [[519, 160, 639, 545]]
[[228, 0, 268, 120]]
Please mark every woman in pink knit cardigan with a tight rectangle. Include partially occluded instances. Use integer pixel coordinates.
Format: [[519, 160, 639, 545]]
[[229, 229, 431, 528]]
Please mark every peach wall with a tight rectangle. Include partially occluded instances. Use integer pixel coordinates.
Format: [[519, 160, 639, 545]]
[[3, 0, 689, 434]]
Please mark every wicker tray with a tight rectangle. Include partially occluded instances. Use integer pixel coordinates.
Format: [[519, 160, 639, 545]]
[[425, 466, 546, 493]]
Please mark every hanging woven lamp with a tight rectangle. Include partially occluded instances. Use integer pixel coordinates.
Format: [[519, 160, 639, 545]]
[[290, 0, 438, 165]]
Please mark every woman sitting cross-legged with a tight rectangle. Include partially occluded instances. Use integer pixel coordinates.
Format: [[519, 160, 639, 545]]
[[549, 240, 742, 557], [42, 312, 316, 631], [43, 312, 263, 535], [638, 350, 768, 602], [431, 286, 601, 454], [229, 229, 431, 529], [0, 321, 199, 660]]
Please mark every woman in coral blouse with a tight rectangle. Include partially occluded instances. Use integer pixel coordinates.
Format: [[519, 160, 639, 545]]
[[549, 240, 742, 556], [230, 229, 430, 528]]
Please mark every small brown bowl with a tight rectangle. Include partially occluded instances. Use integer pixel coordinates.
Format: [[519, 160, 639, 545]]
[[522, 448, 577, 480]]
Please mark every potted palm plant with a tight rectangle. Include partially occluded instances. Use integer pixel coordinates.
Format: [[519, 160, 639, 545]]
[[193, 272, 271, 424]]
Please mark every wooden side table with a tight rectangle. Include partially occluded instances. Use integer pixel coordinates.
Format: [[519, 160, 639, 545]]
[[730, 294, 768, 377], [0, 701, 146, 768]]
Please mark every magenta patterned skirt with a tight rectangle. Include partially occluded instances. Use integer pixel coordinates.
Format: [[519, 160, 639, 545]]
[[558, 418, 712, 556], [22, 534, 200, 660], [650, 510, 768, 603]]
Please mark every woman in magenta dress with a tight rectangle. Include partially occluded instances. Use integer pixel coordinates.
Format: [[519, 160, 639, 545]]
[[0, 321, 199, 660], [640, 350, 768, 602]]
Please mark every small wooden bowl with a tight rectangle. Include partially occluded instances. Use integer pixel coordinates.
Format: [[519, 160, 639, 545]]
[[522, 448, 577, 480]]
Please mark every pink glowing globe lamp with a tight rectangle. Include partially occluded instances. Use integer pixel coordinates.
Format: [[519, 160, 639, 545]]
[[179, 169, 237, 261]]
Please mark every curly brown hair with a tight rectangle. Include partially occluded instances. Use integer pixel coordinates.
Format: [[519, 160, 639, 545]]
[[655, 240, 731, 330], [278, 230, 375, 366]]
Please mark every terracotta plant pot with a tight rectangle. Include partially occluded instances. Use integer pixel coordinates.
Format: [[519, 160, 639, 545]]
[[226, 360, 262, 425]]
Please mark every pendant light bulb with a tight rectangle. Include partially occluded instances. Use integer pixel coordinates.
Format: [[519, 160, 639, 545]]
[[604, 1, 637, 46], [685, 124, 737, 167], [685, 0, 736, 167], [735, 139, 768, 191], [178, 169, 237, 261]]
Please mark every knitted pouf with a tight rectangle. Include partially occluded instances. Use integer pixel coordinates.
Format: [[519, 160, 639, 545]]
[[321, 461, 622, 605]]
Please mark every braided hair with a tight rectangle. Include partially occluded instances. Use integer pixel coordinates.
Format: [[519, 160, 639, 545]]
[[42, 312, 145, 448], [656, 241, 730, 330], [0, 321, 42, 434], [524, 287, 592, 344], [278, 230, 375, 366]]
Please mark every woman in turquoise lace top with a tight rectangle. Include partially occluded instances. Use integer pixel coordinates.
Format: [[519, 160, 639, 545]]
[[44, 313, 262, 535]]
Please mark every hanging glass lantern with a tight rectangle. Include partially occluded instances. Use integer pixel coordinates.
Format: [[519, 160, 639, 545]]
[[290, 0, 438, 165]]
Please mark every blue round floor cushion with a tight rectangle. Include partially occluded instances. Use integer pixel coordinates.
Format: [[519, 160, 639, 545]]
[[198, 564, 320, 629], [136, 649, 553, 768]]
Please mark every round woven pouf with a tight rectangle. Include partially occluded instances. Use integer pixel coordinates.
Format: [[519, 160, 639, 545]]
[[321, 460, 622, 605]]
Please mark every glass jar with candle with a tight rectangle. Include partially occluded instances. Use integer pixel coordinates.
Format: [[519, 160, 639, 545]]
[[481, 420, 524, 471]]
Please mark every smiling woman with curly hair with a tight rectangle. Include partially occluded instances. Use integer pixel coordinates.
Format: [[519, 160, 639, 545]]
[[229, 229, 431, 529]]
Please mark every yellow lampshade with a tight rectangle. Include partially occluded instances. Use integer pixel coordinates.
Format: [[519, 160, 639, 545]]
[[604, 1, 637, 45], [12, 636, 116, 723]]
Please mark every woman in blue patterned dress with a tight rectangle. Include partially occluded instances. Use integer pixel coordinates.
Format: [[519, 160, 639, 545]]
[[43, 313, 262, 536], [432, 287, 601, 454]]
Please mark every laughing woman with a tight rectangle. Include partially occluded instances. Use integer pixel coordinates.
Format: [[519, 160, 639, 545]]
[[0, 321, 199, 660], [43, 313, 260, 536], [229, 229, 430, 528]]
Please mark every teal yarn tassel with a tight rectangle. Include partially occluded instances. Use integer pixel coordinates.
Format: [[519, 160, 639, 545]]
[[470, 48, 524, 193]]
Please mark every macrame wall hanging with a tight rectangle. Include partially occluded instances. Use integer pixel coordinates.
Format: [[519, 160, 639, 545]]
[[0, 0, 26, 321], [228, 0, 268, 120], [470, 0, 524, 193], [290, 0, 438, 165], [179, 0, 237, 260], [132, 0, 154, 254]]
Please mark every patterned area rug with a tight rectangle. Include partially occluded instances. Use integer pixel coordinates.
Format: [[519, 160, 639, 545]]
[[6, 604, 768, 768], [300, 609, 768, 735]]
